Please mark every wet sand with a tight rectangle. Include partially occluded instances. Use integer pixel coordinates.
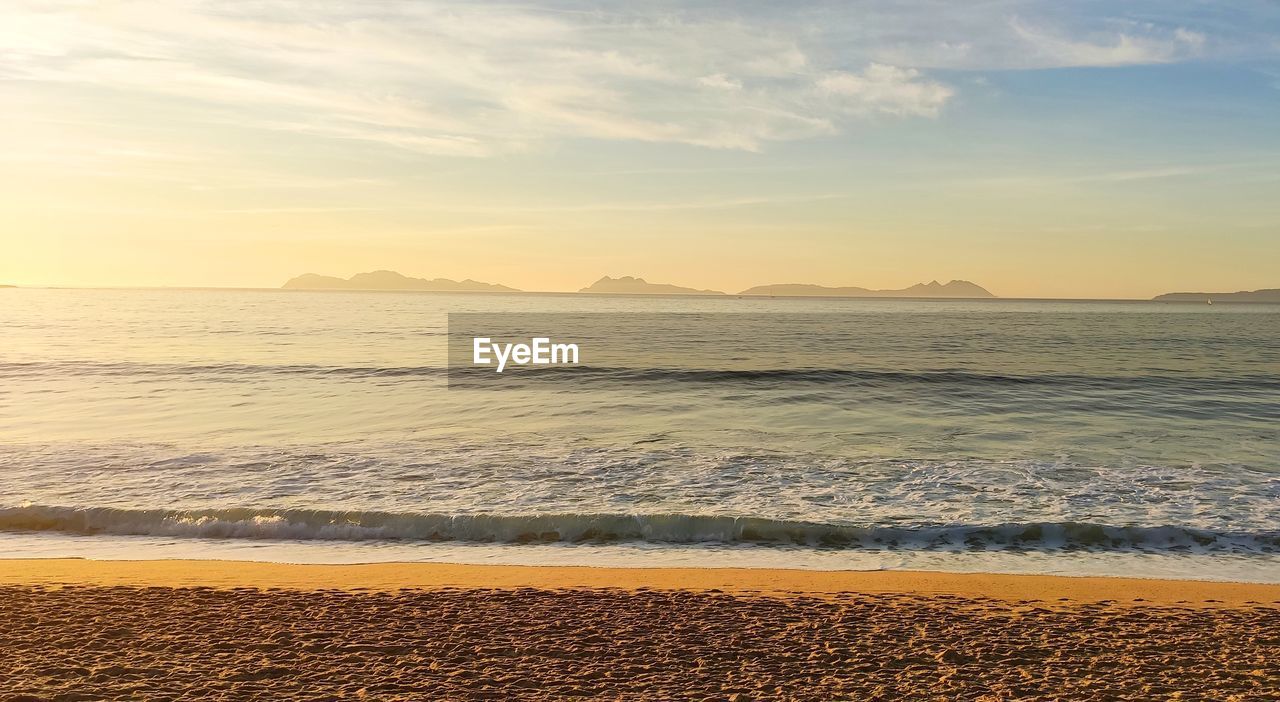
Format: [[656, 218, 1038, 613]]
[[1, 560, 1277, 700]]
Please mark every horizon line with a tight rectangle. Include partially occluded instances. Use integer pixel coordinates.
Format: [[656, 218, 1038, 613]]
[[7, 284, 1277, 304]]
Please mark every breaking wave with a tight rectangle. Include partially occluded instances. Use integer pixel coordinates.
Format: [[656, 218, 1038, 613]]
[[2, 505, 1276, 555]]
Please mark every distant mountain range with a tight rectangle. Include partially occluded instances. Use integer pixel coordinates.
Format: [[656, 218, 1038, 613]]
[[281, 272, 1000, 298], [740, 280, 994, 298], [579, 276, 993, 297], [578, 276, 725, 295], [283, 270, 519, 292], [1153, 288, 1280, 302]]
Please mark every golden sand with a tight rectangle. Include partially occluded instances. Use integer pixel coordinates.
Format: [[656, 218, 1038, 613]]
[[3, 558, 1279, 604], [1, 559, 1277, 700]]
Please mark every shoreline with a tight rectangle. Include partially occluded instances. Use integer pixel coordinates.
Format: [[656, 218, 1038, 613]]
[[3, 558, 1277, 606]]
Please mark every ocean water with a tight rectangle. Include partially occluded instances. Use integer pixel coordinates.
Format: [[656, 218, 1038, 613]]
[[1, 288, 1277, 582]]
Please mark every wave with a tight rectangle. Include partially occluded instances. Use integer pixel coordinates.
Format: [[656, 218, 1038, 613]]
[[474, 367, 1280, 393], [6, 360, 1278, 393], [0, 360, 446, 380], [1, 505, 1276, 555]]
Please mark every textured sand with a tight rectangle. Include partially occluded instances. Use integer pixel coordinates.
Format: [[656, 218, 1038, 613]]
[[1, 560, 1277, 701]]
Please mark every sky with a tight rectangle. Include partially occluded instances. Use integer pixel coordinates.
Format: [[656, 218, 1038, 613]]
[[2, 0, 1278, 298]]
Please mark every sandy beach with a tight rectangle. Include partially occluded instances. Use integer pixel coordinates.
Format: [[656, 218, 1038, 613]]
[[1, 560, 1276, 701]]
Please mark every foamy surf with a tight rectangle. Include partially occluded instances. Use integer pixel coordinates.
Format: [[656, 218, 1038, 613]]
[[1, 505, 1276, 555]]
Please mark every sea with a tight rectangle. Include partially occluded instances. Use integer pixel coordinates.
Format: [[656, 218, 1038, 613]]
[[1, 288, 1277, 582]]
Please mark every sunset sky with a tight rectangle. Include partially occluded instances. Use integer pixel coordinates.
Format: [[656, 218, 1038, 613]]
[[2, 0, 1278, 298]]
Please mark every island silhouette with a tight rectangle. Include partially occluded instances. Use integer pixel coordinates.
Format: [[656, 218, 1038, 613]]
[[578, 276, 725, 295], [281, 271, 1005, 298], [283, 270, 519, 292], [1153, 288, 1280, 303], [740, 280, 994, 298]]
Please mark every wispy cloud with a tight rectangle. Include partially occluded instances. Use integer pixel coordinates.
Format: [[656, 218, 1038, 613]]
[[946, 161, 1276, 189], [39, 191, 856, 216], [1008, 18, 1205, 67], [2, 1, 1271, 162], [0, 1, 955, 156], [817, 64, 953, 117], [824, 1, 1264, 70]]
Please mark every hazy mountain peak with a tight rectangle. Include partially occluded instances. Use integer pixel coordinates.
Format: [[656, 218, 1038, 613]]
[[739, 279, 994, 298], [1153, 287, 1280, 302], [282, 271, 519, 292], [579, 276, 725, 295]]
